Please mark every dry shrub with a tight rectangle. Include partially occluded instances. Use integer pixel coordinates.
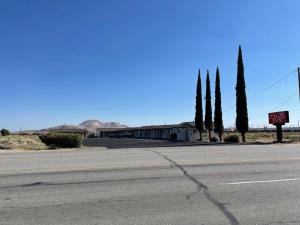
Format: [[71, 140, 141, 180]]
[[0, 135, 48, 150]]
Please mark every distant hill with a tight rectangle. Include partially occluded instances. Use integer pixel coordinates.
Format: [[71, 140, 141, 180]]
[[46, 124, 86, 130], [79, 120, 127, 132], [44, 119, 127, 133]]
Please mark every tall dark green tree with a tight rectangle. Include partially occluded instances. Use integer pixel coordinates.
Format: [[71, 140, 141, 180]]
[[205, 70, 213, 140], [236, 45, 249, 142], [214, 67, 224, 141], [195, 70, 204, 141]]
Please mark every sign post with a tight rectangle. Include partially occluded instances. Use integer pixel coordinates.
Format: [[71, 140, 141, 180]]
[[275, 124, 283, 142], [268, 111, 289, 143]]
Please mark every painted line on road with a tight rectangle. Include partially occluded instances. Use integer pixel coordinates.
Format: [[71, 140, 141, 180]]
[[220, 178, 300, 185]]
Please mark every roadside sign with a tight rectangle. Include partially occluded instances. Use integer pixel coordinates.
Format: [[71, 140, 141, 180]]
[[268, 111, 289, 125], [268, 111, 289, 143]]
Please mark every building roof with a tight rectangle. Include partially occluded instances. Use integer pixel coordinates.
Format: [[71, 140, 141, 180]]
[[97, 128, 129, 132], [97, 122, 195, 132]]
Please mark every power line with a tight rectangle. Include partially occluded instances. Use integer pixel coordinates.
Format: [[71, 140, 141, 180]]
[[250, 90, 298, 121], [277, 91, 298, 109], [248, 69, 297, 100], [224, 68, 297, 113]]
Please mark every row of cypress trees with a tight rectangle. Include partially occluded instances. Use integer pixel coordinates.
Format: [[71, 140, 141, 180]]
[[195, 45, 248, 142], [195, 69, 223, 141]]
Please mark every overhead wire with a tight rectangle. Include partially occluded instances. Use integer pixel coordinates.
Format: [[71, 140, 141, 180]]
[[223, 68, 298, 113], [250, 90, 298, 121]]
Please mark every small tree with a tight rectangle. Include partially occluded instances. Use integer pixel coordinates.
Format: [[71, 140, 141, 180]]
[[1, 129, 10, 136], [236, 45, 249, 142], [205, 70, 213, 140], [195, 70, 204, 141], [214, 67, 224, 141]]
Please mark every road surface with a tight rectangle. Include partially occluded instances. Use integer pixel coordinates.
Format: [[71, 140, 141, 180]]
[[0, 144, 300, 225]]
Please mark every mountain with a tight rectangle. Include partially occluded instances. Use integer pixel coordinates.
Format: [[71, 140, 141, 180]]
[[79, 120, 127, 131], [45, 120, 127, 132]]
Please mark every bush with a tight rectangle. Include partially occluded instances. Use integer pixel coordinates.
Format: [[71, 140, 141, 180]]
[[210, 136, 219, 142], [1, 129, 10, 136], [88, 133, 97, 138], [0, 135, 47, 150], [224, 134, 240, 143], [39, 133, 82, 148]]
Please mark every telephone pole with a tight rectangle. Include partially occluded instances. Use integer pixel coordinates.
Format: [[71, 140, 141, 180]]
[[298, 67, 300, 102]]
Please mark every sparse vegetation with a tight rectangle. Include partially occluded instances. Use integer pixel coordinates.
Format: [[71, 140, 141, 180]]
[[0, 133, 83, 150], [210, 136, 219, 142], [223, 131, 300, 143], [224, 134, 240, 143], [244, 132, 274, 142], [284, 133, 300, 143], [0, 135, 48, 150], [39, 133, 82, 148]]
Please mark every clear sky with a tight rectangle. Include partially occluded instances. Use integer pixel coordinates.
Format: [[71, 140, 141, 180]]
[[1, 0, 300, 131]]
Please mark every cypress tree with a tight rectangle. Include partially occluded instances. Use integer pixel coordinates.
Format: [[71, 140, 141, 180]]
[[236, 45, 249, 142], [195, 70, 204, 141], [205, 70, 213, 140], [214, 67, 224, 141]]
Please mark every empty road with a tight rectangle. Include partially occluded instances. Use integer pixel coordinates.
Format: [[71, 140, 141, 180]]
[[0, 144, 300, 225]]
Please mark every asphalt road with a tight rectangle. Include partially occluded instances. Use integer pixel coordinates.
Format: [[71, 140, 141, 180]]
[[0, 144, 300, 225]]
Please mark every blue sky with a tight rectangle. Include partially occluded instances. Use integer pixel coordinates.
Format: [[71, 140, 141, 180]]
[[1, 0, 300, 131]]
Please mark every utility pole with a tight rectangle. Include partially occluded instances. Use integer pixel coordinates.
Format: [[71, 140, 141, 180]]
[[298, 67, 300, 102]]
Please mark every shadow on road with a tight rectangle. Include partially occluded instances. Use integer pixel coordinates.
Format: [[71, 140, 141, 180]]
[[82, 138, 274, 149], [82, 138, 199, 149]]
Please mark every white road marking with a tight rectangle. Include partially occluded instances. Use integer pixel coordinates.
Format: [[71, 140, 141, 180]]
[[220, 178, 300, 185]]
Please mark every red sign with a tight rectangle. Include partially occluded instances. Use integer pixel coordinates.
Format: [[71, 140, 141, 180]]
[[268, 111, 289, 125]]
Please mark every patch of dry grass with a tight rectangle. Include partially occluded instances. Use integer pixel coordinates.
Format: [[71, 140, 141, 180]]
[[285, 133, 300, 143], [0, 135, 48, 150], [225, 132, 300, 143]]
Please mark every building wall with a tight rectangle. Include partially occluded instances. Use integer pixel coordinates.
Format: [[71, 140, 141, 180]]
[[96, 125, 201, 141], [129, 128, 171, 140], [171, 127, 199, 141]]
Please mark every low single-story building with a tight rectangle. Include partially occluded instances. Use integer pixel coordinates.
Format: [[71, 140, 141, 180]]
[[96, 122, 201, 141], [97, 128, 133, 138]]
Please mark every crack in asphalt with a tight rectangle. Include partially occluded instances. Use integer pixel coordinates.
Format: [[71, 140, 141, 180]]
[[22, 182, 45, 187], [1, 160, 299, 179], [2, 198, 137, 210], [146, 149, 240, 225], [0, 176, 179, 189]]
